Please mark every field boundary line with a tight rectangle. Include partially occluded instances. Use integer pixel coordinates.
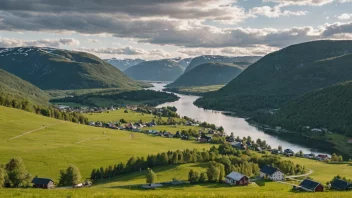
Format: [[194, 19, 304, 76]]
[[2, 122, 62, 143]]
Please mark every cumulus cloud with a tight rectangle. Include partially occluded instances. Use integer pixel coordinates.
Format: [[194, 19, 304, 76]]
[[177, 45, 279, 57], [338, 13, 352, 20], [76, 46, 171, 59], [250, 6, 308, 18], [264, 0, 334, 6], [0, 37, 80, 48]]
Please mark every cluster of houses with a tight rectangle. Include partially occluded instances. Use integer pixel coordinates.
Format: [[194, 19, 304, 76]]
[[224, 165, 352, 192], [31, 178, 91, 189], [57, 105, 118, 114]]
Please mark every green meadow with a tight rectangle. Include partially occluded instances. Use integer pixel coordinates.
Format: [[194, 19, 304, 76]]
[[1, 106, 352, 197], [0, 106, 211, 181]]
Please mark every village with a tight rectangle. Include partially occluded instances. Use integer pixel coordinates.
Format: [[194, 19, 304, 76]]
[[28, 105, 349, 194]]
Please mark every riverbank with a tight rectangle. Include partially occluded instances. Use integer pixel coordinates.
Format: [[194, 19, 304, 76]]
[[149, 83, 331, 155], [213, 108, 351, 159]]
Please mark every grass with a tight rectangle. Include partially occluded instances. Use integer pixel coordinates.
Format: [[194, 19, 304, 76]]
[[0, 106, 212, 181], [287, 157, 352, 183], [1, 106, 352, 197]]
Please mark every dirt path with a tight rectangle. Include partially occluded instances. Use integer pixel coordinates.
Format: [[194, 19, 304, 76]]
[[2, 123, 62, 143], [286, 169, 313, 179]]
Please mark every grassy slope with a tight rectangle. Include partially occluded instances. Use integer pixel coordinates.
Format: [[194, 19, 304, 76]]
[[0, 106, 212, 180], [124, 60, 184, 81], [197, 40, 352, 112], [0, 47, 145, 90], [0, 69, 49, 104], [167, 63, 244, 87]]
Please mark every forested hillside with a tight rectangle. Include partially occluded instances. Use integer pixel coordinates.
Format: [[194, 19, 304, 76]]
[[253, 81, 352, 137], [0, 69, 49, 104], [196, 40, 352, 112], [0, 47, 146, 90], [167, 62, 247, 87]]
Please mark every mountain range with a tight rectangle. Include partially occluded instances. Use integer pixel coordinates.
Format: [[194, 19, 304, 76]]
[[184, 55, 261, 73], [167, 62, 251, 87], [124, 59, 184, 81], [105, 58, 145, 71], [0, 47, 146, 90], [195, 40, 352, 112]]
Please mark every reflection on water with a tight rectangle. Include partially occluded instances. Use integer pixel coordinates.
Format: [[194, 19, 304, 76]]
[[148, 82, 327, 154]]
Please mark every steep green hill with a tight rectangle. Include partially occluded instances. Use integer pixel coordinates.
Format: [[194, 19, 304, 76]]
[[0, 47, 146, 90], [0, 69, 49, 104], [184, 55, 260, 73], [167, 62, 248, 87], [196, 40, 352, 112], [124, 59, 184, 81]]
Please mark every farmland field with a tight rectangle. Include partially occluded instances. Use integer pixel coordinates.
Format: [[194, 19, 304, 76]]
[[0, 106, 212, 181], [1, 106, 352, 197]]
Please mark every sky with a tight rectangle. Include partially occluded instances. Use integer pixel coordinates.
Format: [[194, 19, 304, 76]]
[[0, 0, 352, 60]]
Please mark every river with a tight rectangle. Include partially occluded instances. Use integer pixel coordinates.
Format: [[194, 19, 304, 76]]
[[148, 82, 328, 155]]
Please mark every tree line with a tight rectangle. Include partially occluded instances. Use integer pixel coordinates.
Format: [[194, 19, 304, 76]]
[[90, 145, 306, 182], [0, 93, 89, 124]]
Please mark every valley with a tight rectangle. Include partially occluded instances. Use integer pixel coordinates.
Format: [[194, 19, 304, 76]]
[[1, 41, 352, 197]]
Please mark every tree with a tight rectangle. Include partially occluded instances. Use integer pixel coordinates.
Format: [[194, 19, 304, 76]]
[[5, 157, 31, 187], [146, 168, 157, 184], [188, 169, 200, 184], [59, 165, 82, 186], [206, 165, 220, 182], [0, 167, 7, 188], [199, 172, 208, 183], [278, 145, 282, 152]]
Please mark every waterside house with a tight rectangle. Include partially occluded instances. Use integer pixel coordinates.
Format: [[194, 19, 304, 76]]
[[260, 165, 284, 181]]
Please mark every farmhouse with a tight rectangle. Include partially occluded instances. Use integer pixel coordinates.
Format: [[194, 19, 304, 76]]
[[330, 179, 351, 191], [225, 172, 249, 186], [31, 178, 55, 189], [316, 154, 329, 161], [260, 165, 284, 181], [298, 179, 324, 192]]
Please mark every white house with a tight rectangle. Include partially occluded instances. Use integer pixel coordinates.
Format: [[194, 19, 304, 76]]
[[260, 165, 284, 181]]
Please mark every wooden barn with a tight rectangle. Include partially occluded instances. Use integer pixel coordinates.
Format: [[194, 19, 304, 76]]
[[31, 178, 55, 189], [298, 179, 324, 192], [225, 172, 249, 186], [331, 179, 351, 191]]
